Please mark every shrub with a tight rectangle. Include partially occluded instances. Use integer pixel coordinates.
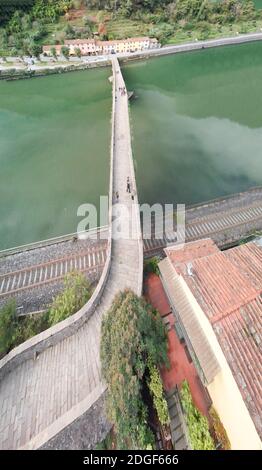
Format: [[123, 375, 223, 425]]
[[147, 360, 170, 425], [180, 381, 215, 450], [61, 45, 69, 59], [209, 406, 231, 450], [0, 271, 91, 357], [100, 290, 168, 449], [144, 256, 160, 276], [0, 302, 49, 356], [0, 300, 17, 355], [48, 271, 91, 326]]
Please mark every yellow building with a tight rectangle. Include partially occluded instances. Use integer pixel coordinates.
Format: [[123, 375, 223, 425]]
[[42, 37, 158, 56]]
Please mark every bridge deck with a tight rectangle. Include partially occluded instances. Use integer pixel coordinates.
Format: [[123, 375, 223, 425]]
[[0, 58, 142, 449]]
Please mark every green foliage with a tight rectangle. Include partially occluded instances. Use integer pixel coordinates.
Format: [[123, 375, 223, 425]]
[[180, 381, 215, 450], [210, 406, 231, 450], [147, 360, 170, 425], [0, 300, 18, 355], [0, 271, 91, 356], [0, 299, 50, 357], [48, 271, 91, 326], [100, 289, 168, 449], [144, 256, 160, 276], [50, 46, 57, 58], [65, 23, 76, 39], [61, 45, 70, 58], [75, 47, 82, 57]]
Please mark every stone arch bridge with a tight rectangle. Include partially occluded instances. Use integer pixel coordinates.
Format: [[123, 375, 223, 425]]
[[0, 57, 143, 449]]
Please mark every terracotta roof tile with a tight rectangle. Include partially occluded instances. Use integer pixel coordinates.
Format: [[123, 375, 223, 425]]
[[165, 238, 219, 266], [225, 243, 262, 291], [164, 239, 262, 439]]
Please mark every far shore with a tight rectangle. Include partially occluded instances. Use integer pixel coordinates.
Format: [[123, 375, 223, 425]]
[[1, 31, 262, 79]]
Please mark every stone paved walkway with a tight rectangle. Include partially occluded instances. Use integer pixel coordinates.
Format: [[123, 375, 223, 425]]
[[0, 58, 143, 449]]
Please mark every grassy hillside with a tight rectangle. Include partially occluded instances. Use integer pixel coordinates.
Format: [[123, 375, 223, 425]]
[[0, 0, 262, 57]]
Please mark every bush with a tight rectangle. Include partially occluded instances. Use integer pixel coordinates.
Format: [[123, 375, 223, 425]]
[[180, 381, 215, 450], [0, 300, 17, 355], [210, 406, 231, 450], [48, 271, 91, 326], [144, 256, 160, 276], [100, 290, 168, 449], [61, 45, 70, 59], [147, 360, 170, 425], [0, 271, 91, 357], [0, 300, 50, 356]]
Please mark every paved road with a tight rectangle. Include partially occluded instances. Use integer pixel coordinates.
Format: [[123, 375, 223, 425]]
[[118, 32, 262, 60], [0, 58, 143, 449]]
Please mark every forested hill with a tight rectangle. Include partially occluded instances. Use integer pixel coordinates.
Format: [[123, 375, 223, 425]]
[[0, 1, 35, 25], [0, 0, 169, 26], [0, 0, 261, 57]]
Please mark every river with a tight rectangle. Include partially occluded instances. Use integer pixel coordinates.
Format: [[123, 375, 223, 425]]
[[123, 41, 262, 206], [0, 68, 111, 250], [1, 42, 262, 249]]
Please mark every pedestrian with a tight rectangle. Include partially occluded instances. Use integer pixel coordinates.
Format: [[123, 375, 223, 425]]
[[116, 191, 119, 202], [126, 177, 131, 193]]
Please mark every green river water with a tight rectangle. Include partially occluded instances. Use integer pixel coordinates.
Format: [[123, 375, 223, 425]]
[[123, 41, 262, 206], [1, 42, 262, 249], [0, 68, 111, 250]]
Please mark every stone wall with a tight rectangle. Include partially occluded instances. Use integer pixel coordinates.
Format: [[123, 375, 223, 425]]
[[0, 61, 115, 381], [39, 393, 111, 450]]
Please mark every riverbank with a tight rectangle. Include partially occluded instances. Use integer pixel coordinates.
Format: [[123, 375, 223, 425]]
[[1, 32, 262, 80], [0, 56, 111, 80]]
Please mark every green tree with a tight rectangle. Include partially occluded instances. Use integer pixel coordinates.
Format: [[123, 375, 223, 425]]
[[29, 43, 42, 57], [65, 23, 75, 39], [100, 290, 168, 449], [48, 271, 91, 326], [75, 47, 82, 58], [61, 45, 70, 59], [0, 300, 17, 356], [50, 46, 57, 59], [8, 10, 22, 34]]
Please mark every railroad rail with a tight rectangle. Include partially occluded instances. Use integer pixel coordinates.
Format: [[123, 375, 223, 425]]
[[0, 200, 262, 302], [0, 242, 108, 299], [143, 200, 262, 254]]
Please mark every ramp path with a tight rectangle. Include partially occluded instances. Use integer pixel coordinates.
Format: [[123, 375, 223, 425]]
[[0, 58, 143, 449]]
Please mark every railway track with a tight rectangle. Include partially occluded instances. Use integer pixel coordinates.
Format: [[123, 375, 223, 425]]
[[0, 202, 262, 300], [143, 201, 262, 255], [0, 242, 108, 299]]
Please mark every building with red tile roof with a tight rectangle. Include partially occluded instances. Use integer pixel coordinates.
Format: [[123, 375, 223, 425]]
[[43, 37, 159, 56], [159, 238, 262, 450]]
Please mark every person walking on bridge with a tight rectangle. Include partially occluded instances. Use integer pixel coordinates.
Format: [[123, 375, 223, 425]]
[[126, 177, 131, 193]]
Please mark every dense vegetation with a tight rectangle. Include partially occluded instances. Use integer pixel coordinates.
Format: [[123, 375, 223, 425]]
[[180, 380, 215, 450], [144, 256, 160, 276], [0, 272, 91, 357], [209, 406, 231, 449], [100, 290, 169, 449], [0, 0, 261, 57], [0, 0, 72, 56]]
